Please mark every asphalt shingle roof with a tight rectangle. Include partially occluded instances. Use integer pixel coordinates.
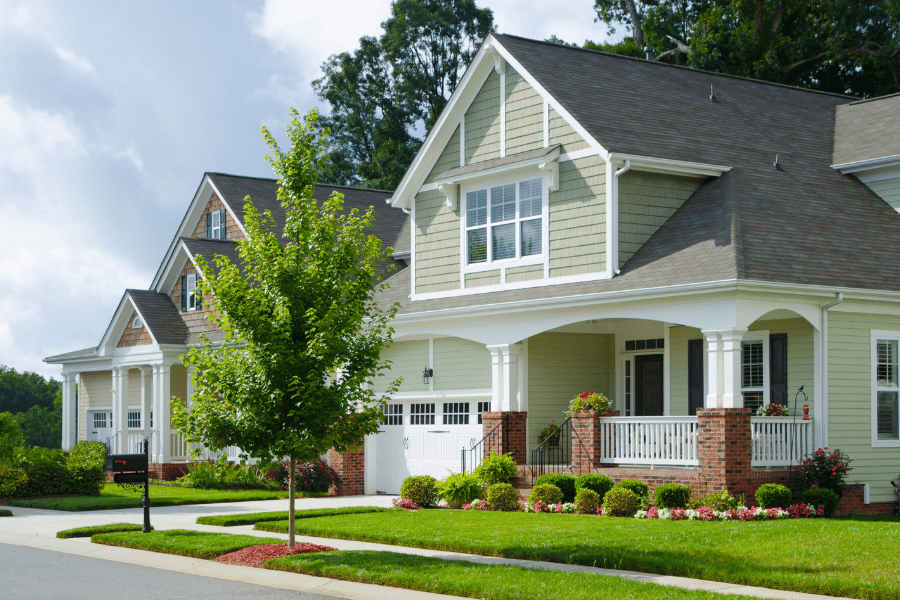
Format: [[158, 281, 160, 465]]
[[128, 290, 189, 345], [833, 93, 900, 165]]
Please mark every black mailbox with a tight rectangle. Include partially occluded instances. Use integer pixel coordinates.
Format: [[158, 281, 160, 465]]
[[104, 453, 148, 473]]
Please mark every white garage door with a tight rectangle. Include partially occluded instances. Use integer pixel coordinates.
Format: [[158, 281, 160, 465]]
[[376, 400, 487, 495]]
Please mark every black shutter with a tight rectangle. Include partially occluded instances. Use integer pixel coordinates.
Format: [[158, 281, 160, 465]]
[[770, 334, 788, 406], [180, 275, 187, 311], [219, 209, 227, 239], [688, 339, 704, 415], [206, 212, 211, 238], [196, 276, 203, 310]]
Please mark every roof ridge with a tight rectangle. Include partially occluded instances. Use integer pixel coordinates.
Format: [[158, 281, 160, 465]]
[[494, 33, 856, 101], [206, 171, 277, 183]]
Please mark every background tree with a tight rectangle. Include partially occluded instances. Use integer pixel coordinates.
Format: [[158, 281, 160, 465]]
[[314, 0, 493, 189], [14, 398, 62, 449], [0, 365, 60, 414], [0, 412, 22, 465], [174, 109, 400, 547]]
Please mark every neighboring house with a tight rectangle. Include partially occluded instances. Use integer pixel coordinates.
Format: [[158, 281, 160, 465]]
[[47, 33, 900, 512], [44, 173, 407, 479], [362, 34, 900, 512]]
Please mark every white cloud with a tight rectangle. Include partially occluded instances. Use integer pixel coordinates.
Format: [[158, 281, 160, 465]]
[[0, 94, 85, 175], [116, 144, 144, 173], [54, 46, 98, 77]]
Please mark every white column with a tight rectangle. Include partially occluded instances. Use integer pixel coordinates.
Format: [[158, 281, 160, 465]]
[[111, 367, 126, 453], [486, 344, 523, 412], [702, 330, 721, 408], [61, 373, 77, 449], [813, 326, 825, 447], [153, 363, 172, 463], [720, 330, 746, 409]]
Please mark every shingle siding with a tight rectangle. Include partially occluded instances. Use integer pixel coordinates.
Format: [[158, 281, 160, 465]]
[[414, 189, 460, 294], [549, 156, 606, 278], [465, 70, 501, 164], [505, 69, 543, 155]]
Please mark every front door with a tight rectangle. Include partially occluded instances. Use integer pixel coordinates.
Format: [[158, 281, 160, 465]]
[[88, 410, 113, 444], [635, 354, 664, 416]]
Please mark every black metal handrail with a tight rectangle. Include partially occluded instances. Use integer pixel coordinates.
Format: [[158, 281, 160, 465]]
[[529, 416, 579, 483], [461, 412, 508, 473]]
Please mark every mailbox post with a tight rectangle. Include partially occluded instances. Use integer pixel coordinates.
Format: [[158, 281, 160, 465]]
[[105, 439, 151, 532]]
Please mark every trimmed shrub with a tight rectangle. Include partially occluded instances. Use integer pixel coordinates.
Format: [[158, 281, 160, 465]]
[[614, 479, 650, 500], [533, 473, 576, 502], [575, 473, 614, 500], [801, 487, 840, 517], [603, 486, 641, 517], [654, 483, 691, 509], [0, 464, 28, 497], [574, 488, 600, 514], [67, 466, 105, 495], [66, 441, 106, 471], [486, 483, 520, 511], [14, 447, 69, 496], [756, 483, 792, 509], [400, 475, 440, 508], [528, 483, 563, 505], [687, 487, 744, 511], [473, 452, 518, 486], [440, 472, 483, 506]]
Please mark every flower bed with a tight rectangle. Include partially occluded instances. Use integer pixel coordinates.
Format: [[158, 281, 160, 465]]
[[635, 504, 826, 521]]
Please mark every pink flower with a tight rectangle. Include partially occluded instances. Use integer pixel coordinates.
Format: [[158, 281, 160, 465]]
[[647, 507, 659, 519]]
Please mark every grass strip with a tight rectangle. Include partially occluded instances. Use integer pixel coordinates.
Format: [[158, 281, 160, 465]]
[[268, 550, 764, 600], [92, 529, 283, 559], [5, 484, 290, 511], [283, 510, 900, 600], [58, 523, 152, 538], [0, 509, 11, 517], [198, 506, 391, 527]]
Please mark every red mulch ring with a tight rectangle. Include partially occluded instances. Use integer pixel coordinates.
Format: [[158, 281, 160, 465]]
[[215, 543, 338, 569]]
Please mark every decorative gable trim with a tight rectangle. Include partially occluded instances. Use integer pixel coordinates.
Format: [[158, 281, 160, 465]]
[[389, 34, 608, 211]]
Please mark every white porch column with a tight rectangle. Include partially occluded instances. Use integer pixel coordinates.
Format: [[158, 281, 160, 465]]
[[702, 330, 721, 408], [486, 343, 523, 412], [720, 329, 745, 409], [112, 367, 127, 453], [153, 363, 172, 463], [139, 366, 151, 449], [61, 373, 78, 449]]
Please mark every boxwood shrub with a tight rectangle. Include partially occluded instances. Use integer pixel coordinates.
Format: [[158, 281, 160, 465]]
[[400, 475, 440, 508], [801, 487, 840, 517], [755, 483, 792, 509], [0, 464, 28, 497], [574, 488, 600, 514], [528, 483, 562, 505], [614, 479, 650, 500], [602, 486, 641, 517], [533, 473, 576, 502], [654, 483, 691, 509], [487, 483, 520, 511], [575, 473, 614, 501]]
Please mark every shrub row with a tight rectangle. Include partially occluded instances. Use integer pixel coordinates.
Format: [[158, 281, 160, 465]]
[[1, 442, 106, 498]]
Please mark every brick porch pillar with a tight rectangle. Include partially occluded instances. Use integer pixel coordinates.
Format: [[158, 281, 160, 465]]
[[481, 411, 528, 465], [697, 408, 752, 497], [571, 409, 620, 475], [327, 447, 365, 496]]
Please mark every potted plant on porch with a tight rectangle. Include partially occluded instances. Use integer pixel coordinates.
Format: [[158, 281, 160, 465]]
[[538, 422, 564, 448], [566, 391, 611, 416]]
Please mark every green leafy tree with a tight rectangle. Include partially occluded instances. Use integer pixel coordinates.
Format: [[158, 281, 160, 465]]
[[14, 395, 62, 449], [174, 109, 400, 547], [0, 412, 22, 465], [314, 0, 493, 189], [0, 365, 60, 414]]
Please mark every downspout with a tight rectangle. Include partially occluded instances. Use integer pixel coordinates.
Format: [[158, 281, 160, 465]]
[[819, 292, 844, 448], [611, 159, 631, 276]]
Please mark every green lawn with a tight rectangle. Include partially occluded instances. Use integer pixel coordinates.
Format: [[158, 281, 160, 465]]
[[57, 523, 151, 538], [270, 550, 765, 600], [196, 506, 392, 527], [260, 510, 900, 600], [92, 529, 283, 559], [3, 483, 291, 511]]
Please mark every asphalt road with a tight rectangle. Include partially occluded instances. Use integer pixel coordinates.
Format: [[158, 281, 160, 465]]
[[0, 543, 336, 600]]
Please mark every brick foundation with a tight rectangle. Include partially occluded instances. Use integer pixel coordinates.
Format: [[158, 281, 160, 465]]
[[481, 411, 528, 464], [697, 408, 753, 498], [148, 463, 189, 481], [571, 409, 619, 475], [327, 447, 365, 496]]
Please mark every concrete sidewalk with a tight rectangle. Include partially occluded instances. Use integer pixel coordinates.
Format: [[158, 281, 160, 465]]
[[0, 496, 854, 600]]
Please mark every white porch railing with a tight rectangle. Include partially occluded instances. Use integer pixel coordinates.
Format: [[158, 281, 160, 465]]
[[170, 432, 243, 463], [126, 432, 146, 454], [751, 417, 814, 467], [598, 417, 699, 466]]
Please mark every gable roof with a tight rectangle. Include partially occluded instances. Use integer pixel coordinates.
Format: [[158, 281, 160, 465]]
[[128, 290, 189, 345], [833, 93, 900, 168]]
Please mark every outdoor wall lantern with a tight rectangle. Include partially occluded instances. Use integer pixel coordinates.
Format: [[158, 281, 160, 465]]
[[422, 367, 434, 384]]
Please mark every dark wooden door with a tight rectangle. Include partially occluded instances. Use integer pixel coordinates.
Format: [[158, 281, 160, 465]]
[[636, 354, 664, 416], [770, 334, 788, 407]]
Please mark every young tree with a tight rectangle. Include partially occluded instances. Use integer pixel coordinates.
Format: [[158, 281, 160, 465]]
[[174, 109, 400, 547]]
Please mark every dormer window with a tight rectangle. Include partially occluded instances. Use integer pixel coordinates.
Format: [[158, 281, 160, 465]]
[[181, 273, 202, 312], [207, 209, 227, 239]]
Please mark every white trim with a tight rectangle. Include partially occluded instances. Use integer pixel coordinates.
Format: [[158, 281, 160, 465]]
[[434, 146, 560, 190], [871, 330, 900, 447], [610, 153, 731, 178], [605, 158, 614, 277], [560, 148, 600, 162], [410, 197, 417, 298], [496, 56, 506, 158], [414, 268, 612, 302], [389, 389, 492, 401], [542, 100, 548, 147], [857, 167, 900, 184], [740, 331, 770, 409], [832, 154, 900, 175], [459, 116, 465, 167]]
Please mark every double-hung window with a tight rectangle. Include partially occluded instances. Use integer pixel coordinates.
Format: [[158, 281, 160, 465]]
[[872, 332, 900, 445], [181, 273, 202, 312], [740, 332, 769, 412], [465, 177, 543, 266], [207, 209, 227, 239]]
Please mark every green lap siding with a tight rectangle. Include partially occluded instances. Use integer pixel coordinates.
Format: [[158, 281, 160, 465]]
[[828, 311, 900, 504], [465, 70, 501, 165], [414, 189, 460, 294], [618, 171, 704, 269], [528, 333, 614, 451], [465, 270, 500, 288], [506, 264, 544, 283], [433, 338, 491, 390], [668, 325, 700, 416], [549, 156, 605, 278], [748, 318, 815, 414], [79, 371, 112, 442], [425, 126, 460, 184], [548, 107, 587, 154], [505, 70, 543, 155], [864, 177, 900, 212], [374, 340, 430, 394]]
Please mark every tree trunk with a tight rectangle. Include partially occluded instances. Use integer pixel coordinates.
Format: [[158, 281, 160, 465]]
[[624, 0, 644, 49], [288, 456, 295, 548]]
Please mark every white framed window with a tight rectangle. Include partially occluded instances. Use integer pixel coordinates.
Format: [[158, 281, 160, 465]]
[[382, 404, 402, 426], [872, 331, 900, 446], [442, 402, 470, 425], [207, 208, 227, 239], [477, 401, 491, 424], [463, 176, 545, 270], [127, 411, 141, 429], [741, 332, 769, 412], [409, 403, 435, 425], [93, 412, 108, 429], [182, 273, 201, 312]]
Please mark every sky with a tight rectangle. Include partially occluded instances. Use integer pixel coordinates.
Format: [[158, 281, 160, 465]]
[[0, 0, 615, 381]]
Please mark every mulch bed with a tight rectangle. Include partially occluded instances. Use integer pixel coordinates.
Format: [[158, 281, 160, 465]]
[[215, 543, 338, 569]]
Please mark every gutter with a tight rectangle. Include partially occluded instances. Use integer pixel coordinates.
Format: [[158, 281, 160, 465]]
[[819, 292, 844, 447], [611, 159, 631, 275]]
